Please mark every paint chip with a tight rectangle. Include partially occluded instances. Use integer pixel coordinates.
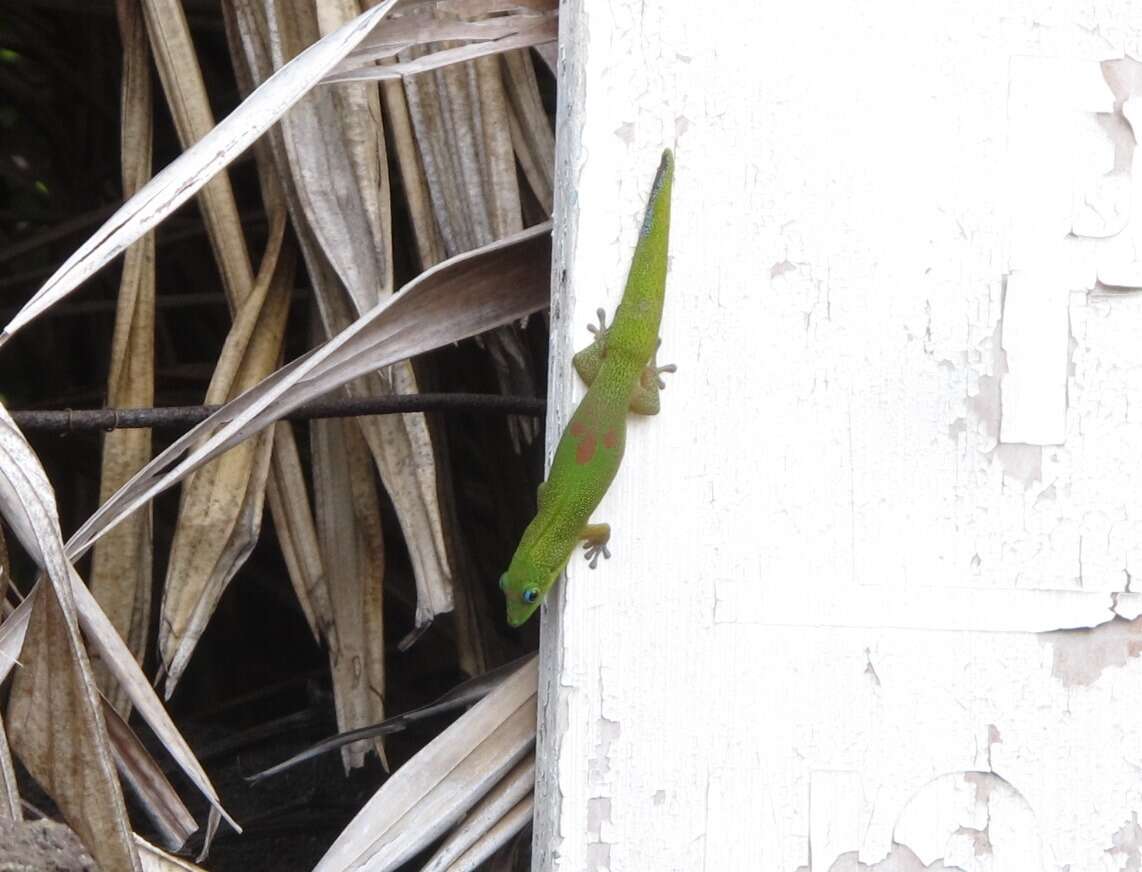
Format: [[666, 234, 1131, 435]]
[[1041, 614, 1142, 686], [1106, 812, 1142, 870], [823, 845, 963, 871]]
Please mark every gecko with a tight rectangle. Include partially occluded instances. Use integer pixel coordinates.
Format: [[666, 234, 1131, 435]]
[[500, 149, 675, 627]]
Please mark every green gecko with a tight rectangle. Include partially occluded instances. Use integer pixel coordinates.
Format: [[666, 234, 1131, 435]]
[[500, 149, 675, 627]]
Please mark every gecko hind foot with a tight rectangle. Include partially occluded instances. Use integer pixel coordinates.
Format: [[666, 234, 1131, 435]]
[[646, 339, 678, 389], [587, 308, 609, 338]]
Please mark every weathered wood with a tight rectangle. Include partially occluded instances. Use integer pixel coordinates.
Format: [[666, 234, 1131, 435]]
[[536, 2, 1142, 870]]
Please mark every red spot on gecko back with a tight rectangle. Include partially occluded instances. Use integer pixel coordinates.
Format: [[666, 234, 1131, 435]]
[[603, 429, 619, 450], [570, 420, 597, 465]]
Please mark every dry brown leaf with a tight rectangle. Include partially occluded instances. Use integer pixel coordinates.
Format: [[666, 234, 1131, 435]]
[[158, 209, 294, 697], [233, 0, 456, 651], [0, 406, 140, 869], [271, 0, 456, 635], [440, 795, 533, 871], [0, 579, 236, 834], [381, 78, 447, 268], [0, 527, 8, 610], [314, 656, 537, 872], [2, 0, 399, 342], [8, 586, 141, 872], [220, 0, 344, 675], [501, 48, 554, 213], [265, 420, 335, 646], [103, 700, 197, 850], [347, 5, 553, 60], [396, 37, 552, 667], [0, 711, 19, 821], [402, 0, 555, 14], [142, 0, 255, 305], [323, 16, 557, 84], [316, 0, 395, 307], [66, 221, 552, 618], [419, 754, 534, 871], [0, 408, 235, 831], [90, 0, 157, 717], [402, 43, 542, 456], [248, 653, 533, 783], [137, 834, 208, 871], [312, 416, 387, 771]]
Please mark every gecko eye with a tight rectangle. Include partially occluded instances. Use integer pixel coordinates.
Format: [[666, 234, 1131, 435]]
[[522, 587, 540, 604], [498, 574, 509, 592]]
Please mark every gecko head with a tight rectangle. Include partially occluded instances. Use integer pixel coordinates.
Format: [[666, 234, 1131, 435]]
[[499, 561, 549, 627]]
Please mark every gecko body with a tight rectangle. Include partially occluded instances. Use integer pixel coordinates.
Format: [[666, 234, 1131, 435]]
[[500, 150, 675, 627]]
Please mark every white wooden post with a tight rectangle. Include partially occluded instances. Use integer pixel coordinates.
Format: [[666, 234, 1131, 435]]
[[535, 2, 1142, 870]]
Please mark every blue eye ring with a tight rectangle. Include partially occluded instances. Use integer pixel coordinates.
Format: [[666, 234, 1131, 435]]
[[522, 587, 539, 604]]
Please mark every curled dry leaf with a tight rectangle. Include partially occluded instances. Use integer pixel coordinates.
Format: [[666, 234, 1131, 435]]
[[314, 656, 538, 872]]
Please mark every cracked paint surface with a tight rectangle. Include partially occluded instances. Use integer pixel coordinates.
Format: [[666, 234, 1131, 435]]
[[537, 1, 1142, 871]]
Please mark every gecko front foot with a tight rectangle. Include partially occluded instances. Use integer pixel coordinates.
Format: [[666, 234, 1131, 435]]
[[583, 540, 612, 569], [573, 309, 611, 386], [580, 523, 612, 569]]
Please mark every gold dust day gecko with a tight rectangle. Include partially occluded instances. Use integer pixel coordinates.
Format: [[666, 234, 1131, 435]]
[[500, 149, 676, 627]]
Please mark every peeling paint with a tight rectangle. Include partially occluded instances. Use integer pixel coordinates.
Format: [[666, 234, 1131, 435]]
[[1041, 614, 1142, 686], [585, 666, 621, 872], [951, 825, 991, 858], [965, 376, 1002, 443], [588, 716, 621, 782], [893, 770, 1047, 868], [1106, 812, 1142, 871], [962, 317, 1008, 446], [985, 724, 1001, 771], [991, 443, 1043, 487], [822, 845, 963, 871], [1091, 59, 1142, 289], [586, 797, 613, 871]]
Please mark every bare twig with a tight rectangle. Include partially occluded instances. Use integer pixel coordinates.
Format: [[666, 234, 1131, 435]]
[[9, 393, 546, 433]]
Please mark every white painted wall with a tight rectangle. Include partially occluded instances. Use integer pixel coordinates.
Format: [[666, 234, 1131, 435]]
[[534, 2, 1142, 870]]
